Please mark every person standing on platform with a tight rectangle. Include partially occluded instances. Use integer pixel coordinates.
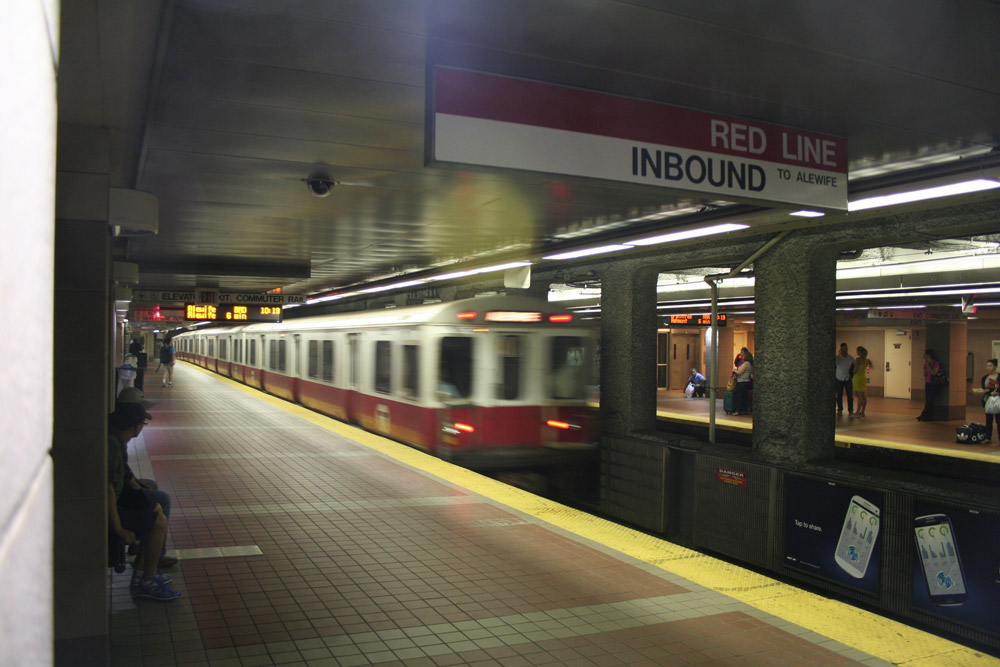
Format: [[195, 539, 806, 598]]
[[733, 347, 754, 415], [850, 346, 873, 418], [159, 338, 175, 387], [835, 342, 855, 416], [917, 349, 942, 421], [973, 358, 1000, 443]]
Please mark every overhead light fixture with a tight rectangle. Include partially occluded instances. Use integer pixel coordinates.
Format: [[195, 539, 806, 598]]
[[837, 285, 1000, 300], [543, 245, 634, 260], [625, 222, 748, 247], [428, 261, 532, 281], [359, 279, 427, 294], [847, 178, 1000, 212], [790, 210, 825, 218]]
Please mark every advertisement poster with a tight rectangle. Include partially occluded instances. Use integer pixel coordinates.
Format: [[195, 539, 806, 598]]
[[912, 502, 1000, 633], [784, 475, 881, 594]]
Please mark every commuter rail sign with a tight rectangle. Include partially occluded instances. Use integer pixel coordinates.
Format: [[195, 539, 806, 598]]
[[429, 67, 847, 211]]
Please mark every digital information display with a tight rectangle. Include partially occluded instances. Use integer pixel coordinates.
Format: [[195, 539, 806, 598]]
[[184, 304, 282, 322], [667, 314, 726, 327]]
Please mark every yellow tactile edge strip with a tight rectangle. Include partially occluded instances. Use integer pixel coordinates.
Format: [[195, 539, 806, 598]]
[[185, 363, 998, 666]]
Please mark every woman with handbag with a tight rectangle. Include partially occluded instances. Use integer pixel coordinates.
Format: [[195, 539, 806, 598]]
[[733, 347, 754, 416], [974, 358, 1000, 444]]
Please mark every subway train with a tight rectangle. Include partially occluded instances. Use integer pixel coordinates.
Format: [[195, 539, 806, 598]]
[[173, 295, 600, 469]]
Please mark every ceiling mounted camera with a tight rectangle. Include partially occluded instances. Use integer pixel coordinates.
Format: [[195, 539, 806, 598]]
[[303, 175, 335, 198]]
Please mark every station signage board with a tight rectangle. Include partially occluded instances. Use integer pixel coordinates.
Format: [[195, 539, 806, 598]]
[[184, 304, 282, 322], [430, 67, 847, 210], [133, 291, 305, 306], [666, 314, 726, 327]]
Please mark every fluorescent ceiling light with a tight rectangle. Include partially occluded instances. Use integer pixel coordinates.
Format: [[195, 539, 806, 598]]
[[848, 178, 1000, 212], [306, 294, 344, 305], [791, 210, 825, 218], [625, 222, 749, 247], [543, 245, 633, 260], [837, 286, 1000, 300], [360, 279, 426, 294], [429, 261, 532, 282]]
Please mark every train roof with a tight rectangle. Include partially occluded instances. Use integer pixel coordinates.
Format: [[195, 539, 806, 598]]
[[177, 295, 582, 336]]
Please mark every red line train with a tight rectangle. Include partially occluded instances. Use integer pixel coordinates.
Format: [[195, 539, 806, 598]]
[[173, 296, 600, 470]]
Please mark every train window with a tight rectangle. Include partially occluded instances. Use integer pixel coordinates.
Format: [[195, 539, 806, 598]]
[[278, 339, 287, 372], [308, 340, 319, 379], [247, 340, 255, 366], [219, 339, 227, 360], [498, 335, 522, 400], [322, 340, 334, 382], [551, 336, 586, 399], [348, 334, 358, 387], [375, 341, 391, 394], [440, 337, 472, 398], [208, 338, 215, 357], [403, 345, 419, 398], [268, 340, 276, 370]]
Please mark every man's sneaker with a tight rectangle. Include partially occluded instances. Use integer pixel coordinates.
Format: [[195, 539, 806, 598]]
[[130, 572, 174, 590], [132, 578, 181, 601]]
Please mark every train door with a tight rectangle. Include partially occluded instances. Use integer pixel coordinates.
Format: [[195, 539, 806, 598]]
[[884, 329, 912, 399], [346, 333, 360, 421], [437, 336, 476, 459]]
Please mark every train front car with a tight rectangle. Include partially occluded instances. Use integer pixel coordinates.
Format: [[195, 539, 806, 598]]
[[429, 297, 600, 470]]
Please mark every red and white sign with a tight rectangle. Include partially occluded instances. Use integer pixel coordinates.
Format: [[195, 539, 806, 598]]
[[431, 67, 847, 210]]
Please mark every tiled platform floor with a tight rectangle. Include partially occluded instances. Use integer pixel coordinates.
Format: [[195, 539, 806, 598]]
[[110, 365, 987, 666]]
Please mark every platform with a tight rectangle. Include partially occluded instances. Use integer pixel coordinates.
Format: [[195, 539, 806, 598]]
[[656, 392, 1000, 463], [110, 363, 996, 665]]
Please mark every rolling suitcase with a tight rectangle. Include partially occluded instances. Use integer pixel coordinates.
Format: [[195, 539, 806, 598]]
[[724, 390, 736, 414]]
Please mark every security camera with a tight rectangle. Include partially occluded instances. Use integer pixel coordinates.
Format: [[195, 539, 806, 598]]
[[303, 176, 335, 198]]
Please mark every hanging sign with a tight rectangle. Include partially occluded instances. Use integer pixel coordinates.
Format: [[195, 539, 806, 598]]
[[429, 67, 847, 210]]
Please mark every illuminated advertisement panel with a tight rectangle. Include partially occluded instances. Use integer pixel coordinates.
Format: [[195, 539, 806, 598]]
[[784, 475, 881, 594]]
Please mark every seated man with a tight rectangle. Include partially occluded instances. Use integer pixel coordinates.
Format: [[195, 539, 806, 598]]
[[116, 387, 177, 568], [108, 403, 181, 601], [687, 368, 707, 397]]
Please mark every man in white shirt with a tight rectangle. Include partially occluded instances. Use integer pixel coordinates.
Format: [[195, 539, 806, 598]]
[[835, 342, 855, 416]]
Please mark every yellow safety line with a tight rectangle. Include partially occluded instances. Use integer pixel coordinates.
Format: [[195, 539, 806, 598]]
[[185, 364, 997, 665]]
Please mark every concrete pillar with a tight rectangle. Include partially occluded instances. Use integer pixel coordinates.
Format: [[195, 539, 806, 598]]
[[53, 126, 112, 664], [0, 1, 58, 664], [923, 321, 968, 421], [753, 236, 838, 463], [599, 262, 660, 435]]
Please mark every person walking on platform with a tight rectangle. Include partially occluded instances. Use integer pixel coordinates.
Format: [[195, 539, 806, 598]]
[[973, 358, 1000, 443], [917, 349, 942, 421], [850, 346, 873, 418], [733, 347, 754, 415], [159, 338, 175, 386], [835, 342, 855, 416]]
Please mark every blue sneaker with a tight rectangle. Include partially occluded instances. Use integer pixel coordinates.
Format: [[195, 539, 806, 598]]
[[130, 572, 173, 589], [132, 578, 181, 601]]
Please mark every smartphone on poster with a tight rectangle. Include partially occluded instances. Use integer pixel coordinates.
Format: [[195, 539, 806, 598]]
[[834, 495, 880, 578], [914, 514, 968, 606]]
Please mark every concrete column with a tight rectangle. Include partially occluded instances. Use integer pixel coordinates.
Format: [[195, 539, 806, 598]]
[[922, 321, 968, 421], [0, 1, 58, 664], [599, 262, 660, 435], [53, 126, 112, 663], [753, 236, 838, 463]]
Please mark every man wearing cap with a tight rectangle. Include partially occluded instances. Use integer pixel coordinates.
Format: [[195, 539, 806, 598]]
[[116, 387, 177, 568], [108, 403, 181, 600]]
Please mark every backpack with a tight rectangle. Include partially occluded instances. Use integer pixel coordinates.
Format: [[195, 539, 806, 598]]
[[159, 343, 174, 364]]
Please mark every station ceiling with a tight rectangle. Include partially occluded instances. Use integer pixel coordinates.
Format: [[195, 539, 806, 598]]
[[58, 1, 1000, 303]]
